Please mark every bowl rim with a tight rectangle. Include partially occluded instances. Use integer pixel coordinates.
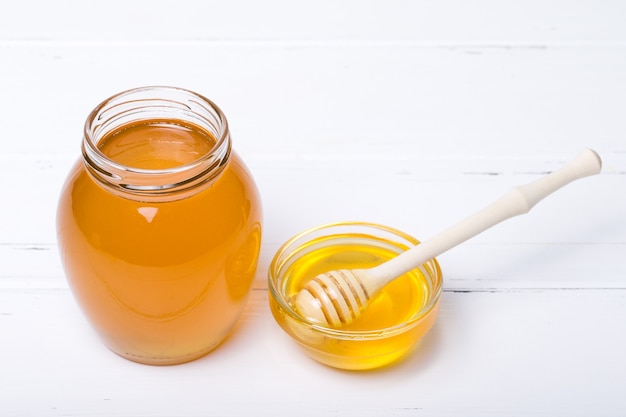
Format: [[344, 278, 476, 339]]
[[267, 221, 443, 339]]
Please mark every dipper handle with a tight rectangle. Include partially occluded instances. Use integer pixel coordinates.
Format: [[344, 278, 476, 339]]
[[366, 149, 602, 289]]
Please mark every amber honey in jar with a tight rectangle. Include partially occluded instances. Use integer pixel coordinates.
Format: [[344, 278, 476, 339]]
[[57, 86, 262, 365]]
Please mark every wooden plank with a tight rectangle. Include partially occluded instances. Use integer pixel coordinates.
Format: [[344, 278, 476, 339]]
[[1, 288, 624, 416], [1, 153, 623, 292], [2, 239, 625, 291], [1, 44, 625, 157], [1, 0, 625, 43], [1, 154, 622, 244]]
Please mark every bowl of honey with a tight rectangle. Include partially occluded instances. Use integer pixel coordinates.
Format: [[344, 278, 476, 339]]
[[268, 222, 442, 370]]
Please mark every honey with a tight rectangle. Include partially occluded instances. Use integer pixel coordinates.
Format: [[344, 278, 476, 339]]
[[281, 237, 431, 331], [57, 87, 262, 365], [98, 120, 215, 169], [269, 223, 442, 370]]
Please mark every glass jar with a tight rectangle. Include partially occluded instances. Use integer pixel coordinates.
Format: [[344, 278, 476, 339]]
[[57, 86, 262, 365]]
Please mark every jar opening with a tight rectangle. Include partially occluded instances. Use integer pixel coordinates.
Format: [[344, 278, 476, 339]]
[[82, 86, 232, 201]]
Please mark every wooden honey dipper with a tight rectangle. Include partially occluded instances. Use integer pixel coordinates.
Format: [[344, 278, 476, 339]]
[[295, 149, 602, 327]]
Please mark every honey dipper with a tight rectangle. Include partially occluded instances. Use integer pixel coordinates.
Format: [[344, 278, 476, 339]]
[[295, 149, 602, 327]]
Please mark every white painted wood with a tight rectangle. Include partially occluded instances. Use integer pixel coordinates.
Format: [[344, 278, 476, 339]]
[[1, 1, 625, 416], [1, 289, 625, 416], [1, 0, 625, 43], [1, 44, 625, 158], [2, 154, 623, 245]]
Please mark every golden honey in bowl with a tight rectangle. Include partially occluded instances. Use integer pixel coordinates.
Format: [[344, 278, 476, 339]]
[[57, 87, 262, 365], [268, 222, 442, 370]]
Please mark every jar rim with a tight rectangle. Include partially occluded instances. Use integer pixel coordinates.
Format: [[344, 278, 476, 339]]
[[82, 86, 232, 201]]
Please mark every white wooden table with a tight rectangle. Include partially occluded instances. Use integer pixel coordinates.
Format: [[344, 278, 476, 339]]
[[2, 1, 625, 415]]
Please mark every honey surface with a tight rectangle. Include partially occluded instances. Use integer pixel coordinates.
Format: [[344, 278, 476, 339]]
[[99, 120, 215, 169], [57, 120, 262, 364], [282, 236, 432, 331]]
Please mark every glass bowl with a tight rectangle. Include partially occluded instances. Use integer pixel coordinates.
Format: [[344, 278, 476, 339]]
[[268, 222, 443, 370]]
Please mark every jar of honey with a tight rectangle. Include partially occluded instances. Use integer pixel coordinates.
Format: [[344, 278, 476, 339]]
[[57, 86, 262, 365]]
